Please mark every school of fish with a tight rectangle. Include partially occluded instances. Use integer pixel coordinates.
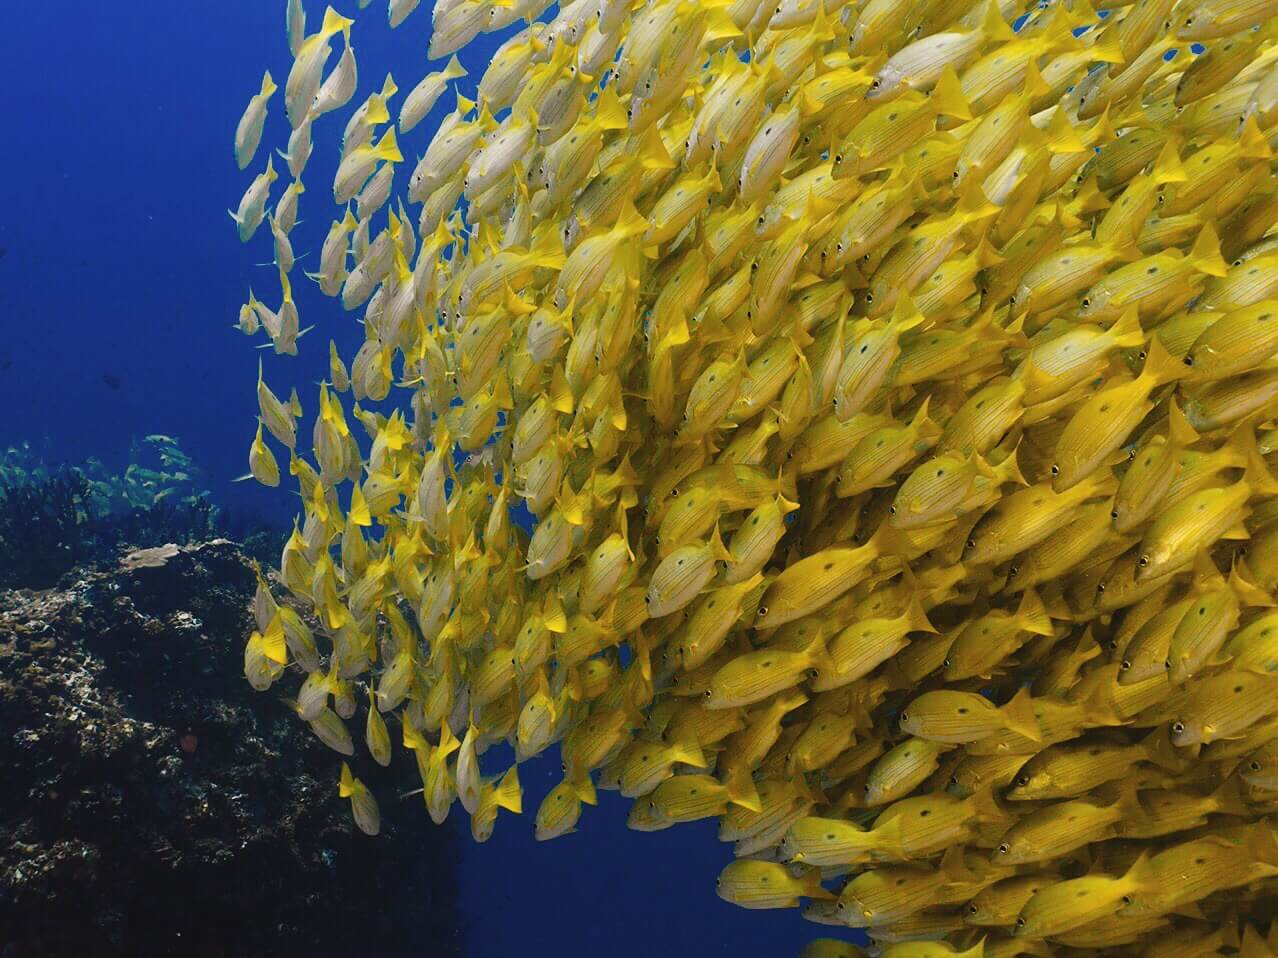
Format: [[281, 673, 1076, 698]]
[[231, 0, 1278, 953]]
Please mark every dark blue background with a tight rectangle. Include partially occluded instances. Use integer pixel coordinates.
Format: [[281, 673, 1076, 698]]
[[0, 2, 846, 954]]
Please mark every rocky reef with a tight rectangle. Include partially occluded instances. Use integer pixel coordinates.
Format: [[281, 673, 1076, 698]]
[[0, 540, 461, 958]]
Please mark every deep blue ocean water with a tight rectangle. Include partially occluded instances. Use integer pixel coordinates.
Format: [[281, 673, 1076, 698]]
[[1, 2, 842, 954]]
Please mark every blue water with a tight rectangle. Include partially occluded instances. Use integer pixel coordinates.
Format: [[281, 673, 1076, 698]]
[[2, 3, 834, 954]]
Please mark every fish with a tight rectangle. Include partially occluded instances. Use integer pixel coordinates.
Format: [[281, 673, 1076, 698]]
[[235, 71, 277, 170], [1049, 336, 1185, 492], [899, 688, 1041, 745], [229, 156, 278, 242], [715, 859, 834, 909], [338, 762, 381, 835], [400, 55, 467, 134], [1014, 853, 1155, 937], [230, 0, 1278, 950]]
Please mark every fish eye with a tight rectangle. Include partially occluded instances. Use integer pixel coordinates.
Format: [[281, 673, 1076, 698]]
[[670, 487, 679, 497], [865, 292, 874, 303], [1252, 761, 1262, 771], [968, 904, 979, 915], [807, 668, 819, 680], [834, 153, 844, 165], [1233, 258, 1244, 267], [1122, 895, 1133, 905], [1097, 583, 1106, 594], [1139, 554, 1150, 567], [952, 170, 960, 181], [864, 782, 872, 792], [1137, 350, 1147, 360], [1081, 298, 1090, 308], [1015, 774, 1029, 787], [900, 711, 909, 722], [1172, 721, 1185, 734], [888, 505, 897, 515], [1016, 919, 1026, 929], [966, 538, 976, 550], [1050, 465, 1060, 476], [1183, 355, 1194, 366], [997, 842, 1010, 855], [1164, 660, 1172, 670], [943, 657, 951, 668], [1008, 565, 1019, 577], [704, 689, 713, 698], [1120, 660, 1131, 671], [758, 606, 769, 617]]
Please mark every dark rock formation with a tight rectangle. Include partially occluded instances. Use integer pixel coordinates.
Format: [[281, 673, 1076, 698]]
[[0, 540, 461, 958]]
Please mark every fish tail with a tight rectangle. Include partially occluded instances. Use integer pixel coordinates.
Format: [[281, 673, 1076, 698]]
[[977, 0, 1013, 42], [938, 845, 978, 884], [1140, 725, 1184, 772], [320, 6, 354, 40], [1188, 222, 1228, 277], [932, 66, 971, 121], [260, 70, 277, 98], [571, 772, 598, 806], [1140, 333, 1187, 386], [1253, 819, 1278, 868], [1239, 115, 1273, 161], [494, 765, 523, 814], [803, 632, 833, 673], [373, 127, 404, 163], [594, 85, 629, 132], [1122, 849, 1157, 894], [1000, 686, 1042, 742], [1107, 305, 1145, 349], [994, 444, 1028, 487], [1015, 587, 1055, 637], [442, 54, 467, 81], [722, 761, 762, 812], [1209, 774, 1250, 818], [967, 784, 1003, 825], [672, 735, 707, 770], [1093, 35, 1126, 65], [903, 589, 937, 635], [801, 867, 835, 901], [1151, 138, 1188, 185]]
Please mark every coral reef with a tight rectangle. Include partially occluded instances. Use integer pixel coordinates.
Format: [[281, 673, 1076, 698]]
[[0, 437, 282, 590], [0, 540, 460, 958]]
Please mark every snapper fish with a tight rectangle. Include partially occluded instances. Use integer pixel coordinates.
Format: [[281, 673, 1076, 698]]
[[230, 0, 1278, 951]]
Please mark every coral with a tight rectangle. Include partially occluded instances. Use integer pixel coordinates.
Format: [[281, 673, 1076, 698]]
[[0, 540, 462, 958]]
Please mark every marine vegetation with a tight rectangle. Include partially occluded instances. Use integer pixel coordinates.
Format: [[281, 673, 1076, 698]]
[[0, 436, 232, 589], [233, 0, 1278, 953]]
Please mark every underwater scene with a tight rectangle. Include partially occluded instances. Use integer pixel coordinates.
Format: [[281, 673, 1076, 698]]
[[5, 0, 1278, 955]]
